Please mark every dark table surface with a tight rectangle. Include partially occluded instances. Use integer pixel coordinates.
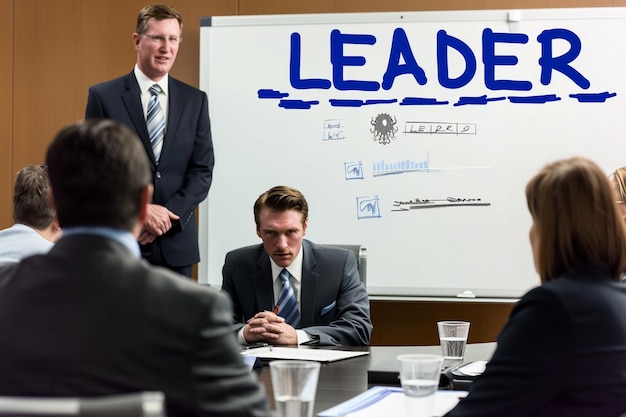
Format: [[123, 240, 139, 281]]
[[254, 343, 496, 415]]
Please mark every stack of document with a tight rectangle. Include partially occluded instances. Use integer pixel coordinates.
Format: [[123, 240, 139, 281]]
[[317, 386, 467, 417], [240, 346, 369, 363]]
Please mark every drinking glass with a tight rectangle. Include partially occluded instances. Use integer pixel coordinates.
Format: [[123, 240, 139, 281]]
[[270, 360, 320, 417], [437, 321, 470, 369], [397, 354, 444, 417]]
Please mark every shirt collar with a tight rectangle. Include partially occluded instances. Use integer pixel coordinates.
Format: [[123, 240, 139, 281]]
[[61, 227, 141, 258], [270, 244, 304, 283], [134, 64, 169, 96]]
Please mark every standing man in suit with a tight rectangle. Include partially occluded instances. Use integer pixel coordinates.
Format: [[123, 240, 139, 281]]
[[85, 4, 213, 277], [222, 185, 372, 346], [0, 163, 61, 264], [0, 119, 269, 417]]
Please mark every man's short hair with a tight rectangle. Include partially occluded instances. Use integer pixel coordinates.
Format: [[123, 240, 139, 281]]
[[13, 163, 55, 229], [135, 3, 183, 35], [46, 118, 152, 230], [253, 185, 309, 229]]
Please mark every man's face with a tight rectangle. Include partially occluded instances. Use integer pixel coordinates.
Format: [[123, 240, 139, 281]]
[[257, 208, 308, 268], [133, 18, 180, 81]]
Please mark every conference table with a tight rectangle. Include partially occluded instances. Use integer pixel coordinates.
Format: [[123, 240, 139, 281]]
[[253, 343, 496, 415]]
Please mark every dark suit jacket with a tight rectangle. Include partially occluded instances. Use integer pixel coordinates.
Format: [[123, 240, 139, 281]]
[[85, 72, 214, 267], [446, 266, 626, 417], [222, 240, 372, 346], [0, 235, 269, 417]]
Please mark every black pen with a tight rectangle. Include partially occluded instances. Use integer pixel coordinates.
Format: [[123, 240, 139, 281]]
[[242, 342, 269, 351]]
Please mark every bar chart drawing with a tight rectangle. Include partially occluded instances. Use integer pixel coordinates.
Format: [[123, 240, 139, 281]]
[[372, 155, 434, 177]]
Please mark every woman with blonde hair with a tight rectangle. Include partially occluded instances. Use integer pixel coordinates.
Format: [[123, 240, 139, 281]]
[[446, 157, 626, 417]]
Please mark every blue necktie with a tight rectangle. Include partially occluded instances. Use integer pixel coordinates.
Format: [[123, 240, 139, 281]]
[[277, 269, 300, 328], [147, 84, 165, 162]]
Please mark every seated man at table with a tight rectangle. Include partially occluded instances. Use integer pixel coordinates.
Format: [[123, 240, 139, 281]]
[[221, 185, 372, 346]]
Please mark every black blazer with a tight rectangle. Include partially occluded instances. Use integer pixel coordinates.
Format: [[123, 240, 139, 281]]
[[85, 72, 214, 267], [222, 239, 372, 346], [0, 235, 269, 417], [446, 266, 626, 417]]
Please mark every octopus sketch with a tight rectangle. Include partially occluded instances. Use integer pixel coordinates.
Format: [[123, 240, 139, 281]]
[[370, 113, 398, 145]]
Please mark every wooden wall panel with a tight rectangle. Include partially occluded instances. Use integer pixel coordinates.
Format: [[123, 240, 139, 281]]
[[12, 0, 238, 173], [8, 0, 238, 230], [370, 300, 515, 345], [238, 0, 626, 14], [0, 0, 13, 229]]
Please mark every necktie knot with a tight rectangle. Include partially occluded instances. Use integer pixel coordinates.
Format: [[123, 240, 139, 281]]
[[149, 84, 162, 96]]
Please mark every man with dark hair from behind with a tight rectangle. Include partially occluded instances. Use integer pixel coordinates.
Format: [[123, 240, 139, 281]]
[[0, 163, 61, 265], [0, 119, 269, 417]]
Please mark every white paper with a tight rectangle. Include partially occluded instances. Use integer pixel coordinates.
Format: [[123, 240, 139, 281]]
[[317, 387, 467, 417], [240, 347, 369, 363], [455, 360, 487, 376]]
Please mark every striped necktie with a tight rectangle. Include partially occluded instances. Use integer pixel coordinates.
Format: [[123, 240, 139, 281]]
[[147, 84, 165, 162], [277, 268, 300, 328]]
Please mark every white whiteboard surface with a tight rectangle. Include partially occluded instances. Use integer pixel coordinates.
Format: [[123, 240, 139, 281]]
[[198, 8, 626, 298]]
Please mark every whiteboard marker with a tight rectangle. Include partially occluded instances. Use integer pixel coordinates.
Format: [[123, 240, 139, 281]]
[[508, 10, 521, 22], [456, 290, 476, 298]]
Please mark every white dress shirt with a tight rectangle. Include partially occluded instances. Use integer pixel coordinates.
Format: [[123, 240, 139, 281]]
[[0, 224, 54, 265], [134, 65, 169, 132]]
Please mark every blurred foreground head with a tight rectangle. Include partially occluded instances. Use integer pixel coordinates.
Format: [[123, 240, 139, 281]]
[[46, 118, 152, 231]]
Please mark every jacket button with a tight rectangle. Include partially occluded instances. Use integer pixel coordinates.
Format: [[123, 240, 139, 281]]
[[156, 172, 162, 179]]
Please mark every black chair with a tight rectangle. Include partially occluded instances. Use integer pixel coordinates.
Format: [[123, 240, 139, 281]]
[[321, 244, 367, 285], [0, 392, 165, 417]]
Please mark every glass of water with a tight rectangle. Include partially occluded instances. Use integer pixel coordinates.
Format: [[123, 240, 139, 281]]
[[397, 354, 444, 417], [437, 321, 470, 369], [270, 360, 320, 417]]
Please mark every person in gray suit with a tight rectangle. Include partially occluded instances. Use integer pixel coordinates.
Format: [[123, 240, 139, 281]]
[[0, 119, 269, 417], [222, 185, 372, 346]]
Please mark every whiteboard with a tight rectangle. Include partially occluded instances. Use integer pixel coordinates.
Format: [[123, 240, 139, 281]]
[[198, 8, 626, 298]]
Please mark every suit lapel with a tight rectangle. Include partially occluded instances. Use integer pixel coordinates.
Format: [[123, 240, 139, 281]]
[[121, 74, 157, 166], [300, 240, 319, 327], [160, 79, 182, 164], [253, 253, 275, 312]]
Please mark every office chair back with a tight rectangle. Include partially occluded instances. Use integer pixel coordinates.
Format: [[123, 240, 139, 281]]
[[321, 244, 367, 285], [0, 392, 165, 417]]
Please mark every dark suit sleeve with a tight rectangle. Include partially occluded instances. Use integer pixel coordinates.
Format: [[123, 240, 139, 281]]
[[192, 290, 270, 416], [221, 252, 247, 333], [303, 251, 373, 346], [445, 287, 573, 417], [85, 86, 105, 119]]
